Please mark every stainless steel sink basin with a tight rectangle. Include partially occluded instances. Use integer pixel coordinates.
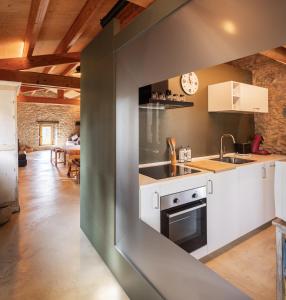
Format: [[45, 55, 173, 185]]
[[211, 157, 255, 164]]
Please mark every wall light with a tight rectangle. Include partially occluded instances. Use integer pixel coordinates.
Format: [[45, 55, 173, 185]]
[[222, 20, 237, 35]]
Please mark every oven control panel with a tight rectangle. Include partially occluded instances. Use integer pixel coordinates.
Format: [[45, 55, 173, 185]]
[[160, 186, 206, 211]]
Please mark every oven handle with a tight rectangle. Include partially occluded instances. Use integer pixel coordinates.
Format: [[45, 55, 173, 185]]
[[167, 203, 206, 218]]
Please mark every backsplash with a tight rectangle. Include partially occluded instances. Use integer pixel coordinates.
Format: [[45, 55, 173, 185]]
[[230, 54, 286, 155], [139, 63, 254, 164]]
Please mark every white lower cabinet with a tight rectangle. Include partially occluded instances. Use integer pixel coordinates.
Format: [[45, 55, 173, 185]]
[[236, 163, 264, 237], [207, 169, 239, 253], [237, 162, 275, 238], [140, 184, 161, 232], [140, 161, 277, 258], [207, 161, 276, 254]]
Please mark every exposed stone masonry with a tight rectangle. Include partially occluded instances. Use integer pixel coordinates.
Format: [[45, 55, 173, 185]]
[[230, 54, 286, 154], [17, 102, 80, 150]]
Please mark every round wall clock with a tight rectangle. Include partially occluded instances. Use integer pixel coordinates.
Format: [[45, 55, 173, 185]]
[[180, 72, 199, 95]]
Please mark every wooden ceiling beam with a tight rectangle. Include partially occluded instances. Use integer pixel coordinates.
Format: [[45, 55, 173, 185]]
[[23, 0, 50, 57], [117, 2, 144, 29], [128, 0, 154, 8], [57, 89, 65, 98], [18, 94, 80, 106], [260, 47, 286, 65], [0, 69, 80, 89], [0, 52, 80, 71], [44, 0, 105, 74]]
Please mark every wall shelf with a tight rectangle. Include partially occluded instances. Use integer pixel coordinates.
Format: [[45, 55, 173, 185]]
[[139, 99, 194, 110]]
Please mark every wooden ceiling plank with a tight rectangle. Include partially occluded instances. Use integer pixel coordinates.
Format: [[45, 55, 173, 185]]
[[0, 69, 80, 89], [61, 63, 78, 76], [20, 86, 45, 93], [260, 47, 286, 64], [44, 0, 105, 74], [23, 0, 50, 57], [0, 52, 80, 70], [55, 0, 106, 54], [18, 94, 80, 105]]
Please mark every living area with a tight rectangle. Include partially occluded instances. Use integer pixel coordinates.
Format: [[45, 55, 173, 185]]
[[18, 95, 81, 183]]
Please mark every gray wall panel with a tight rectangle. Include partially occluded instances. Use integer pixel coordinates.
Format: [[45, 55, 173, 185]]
[[80, 22, 163, 300], [81, 0, 286, 299], [115, 0, 286, 299]]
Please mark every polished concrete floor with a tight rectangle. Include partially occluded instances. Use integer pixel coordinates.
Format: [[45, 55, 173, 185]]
[[0, 151, 128, 300]]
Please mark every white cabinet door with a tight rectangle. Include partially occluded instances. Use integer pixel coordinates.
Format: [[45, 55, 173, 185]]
[[207, 169, 239, 253], [139, 184, 161, 232], [237, 163, 264, 237], [0, 90, 16, 147], [263, 161, 275, 223], [238, 83, 268, 113], [208, 81, 268, 113]]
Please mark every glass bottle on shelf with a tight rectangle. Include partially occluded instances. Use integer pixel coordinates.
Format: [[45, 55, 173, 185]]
[[166, 89, 172, 100]]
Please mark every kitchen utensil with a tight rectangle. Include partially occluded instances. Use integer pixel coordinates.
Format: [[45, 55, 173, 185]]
[[251, 134, 271, 155], [234, 142, 251, 154]]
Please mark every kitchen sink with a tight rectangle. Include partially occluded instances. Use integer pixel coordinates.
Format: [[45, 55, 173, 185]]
[[211, 157, 255, 164]]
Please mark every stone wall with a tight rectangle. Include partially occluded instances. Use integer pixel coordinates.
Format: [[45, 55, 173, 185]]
[[230, 54, 286, 154], [17, 102, 80, 150]]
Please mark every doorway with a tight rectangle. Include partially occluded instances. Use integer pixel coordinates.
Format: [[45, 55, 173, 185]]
[[39, 123, 55, 146]]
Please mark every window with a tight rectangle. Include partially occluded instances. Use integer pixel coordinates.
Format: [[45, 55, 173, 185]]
[[39, 124, 55, 146]]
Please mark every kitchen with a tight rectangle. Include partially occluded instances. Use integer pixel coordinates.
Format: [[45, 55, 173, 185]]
[[138, 46, 286, 299]]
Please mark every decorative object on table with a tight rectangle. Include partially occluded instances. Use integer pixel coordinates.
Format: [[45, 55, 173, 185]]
[[180, 72, 199, 95], [251, 134, 271, 155], [167, 137, 177, 165]]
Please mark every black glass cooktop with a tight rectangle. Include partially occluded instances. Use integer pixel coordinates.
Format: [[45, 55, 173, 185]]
[[139, 164, 201, 180]]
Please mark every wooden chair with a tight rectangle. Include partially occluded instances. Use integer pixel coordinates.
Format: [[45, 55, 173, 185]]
[[67, 155, 80, 183]]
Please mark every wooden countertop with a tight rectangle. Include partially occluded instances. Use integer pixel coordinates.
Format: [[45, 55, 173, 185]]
[[139, 154, 286, 185], [187, 154, 286, 173], [186, 160, 236, 173]]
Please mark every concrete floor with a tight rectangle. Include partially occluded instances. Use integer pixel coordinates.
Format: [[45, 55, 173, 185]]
[[0, 151, 128, 300]]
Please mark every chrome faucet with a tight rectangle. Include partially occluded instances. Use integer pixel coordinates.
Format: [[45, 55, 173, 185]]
[[220, 134, 236, 160]]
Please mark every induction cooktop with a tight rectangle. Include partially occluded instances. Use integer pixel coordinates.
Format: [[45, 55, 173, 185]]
[[139, 164, 201, 180]]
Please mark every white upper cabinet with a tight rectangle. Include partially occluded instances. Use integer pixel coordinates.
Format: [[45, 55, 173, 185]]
[[208, 81, 268, 113], [0, 81, 20, 147]]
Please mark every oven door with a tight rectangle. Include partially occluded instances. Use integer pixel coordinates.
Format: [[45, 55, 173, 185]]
[[161, 199, 207, 253]]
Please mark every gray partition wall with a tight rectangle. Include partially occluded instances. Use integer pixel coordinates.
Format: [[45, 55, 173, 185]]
[[81, 0, 286, 299]]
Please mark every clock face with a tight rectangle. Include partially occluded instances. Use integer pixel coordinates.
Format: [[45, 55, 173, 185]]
[[180, 72, 199, 95]]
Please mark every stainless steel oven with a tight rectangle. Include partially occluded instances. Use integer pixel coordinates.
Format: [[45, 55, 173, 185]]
[[160, 186, 207, 253]]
